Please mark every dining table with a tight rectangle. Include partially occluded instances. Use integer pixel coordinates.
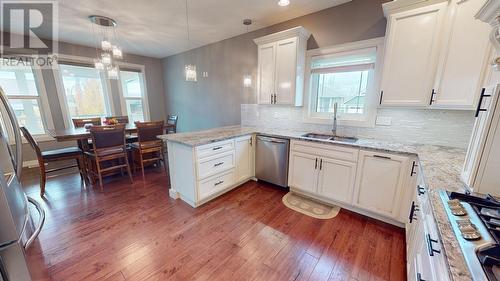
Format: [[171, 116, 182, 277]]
[[46, 123, 175, 184]]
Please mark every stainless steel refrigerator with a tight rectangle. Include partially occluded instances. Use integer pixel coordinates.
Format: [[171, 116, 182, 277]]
[[0, 88, 45, 281]]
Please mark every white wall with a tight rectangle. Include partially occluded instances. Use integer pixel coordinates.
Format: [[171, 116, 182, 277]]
[[241, 104, 475, 148]]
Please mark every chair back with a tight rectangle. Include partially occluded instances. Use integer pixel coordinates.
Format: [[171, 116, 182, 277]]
[[20, 127, 42, 160], [72, 117, 101, 128], [135, 121, 165, 143], [89, 124, 127, 151], [167, 115, 178, 133], [105, 116, 129, 124]]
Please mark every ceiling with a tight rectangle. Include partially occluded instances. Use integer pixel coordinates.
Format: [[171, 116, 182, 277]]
[[7, 0, 351, 58]]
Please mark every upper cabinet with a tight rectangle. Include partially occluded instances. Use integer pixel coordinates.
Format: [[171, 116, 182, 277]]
[[380, 0, 492, 109], [254, 27, 310, 106]]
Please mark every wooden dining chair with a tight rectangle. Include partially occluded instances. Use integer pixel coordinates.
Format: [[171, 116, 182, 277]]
[[20, 127, 85, 196], [130, 121, 167, 181], [85, 124, 133, 190], [72, 117, 102, 128], [104, 116, 129, 124], [167, 115, 178, 134]]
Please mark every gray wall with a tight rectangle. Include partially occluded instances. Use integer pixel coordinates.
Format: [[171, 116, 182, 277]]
[[163, 0, 388, 132], [6, 38, 166, 163]]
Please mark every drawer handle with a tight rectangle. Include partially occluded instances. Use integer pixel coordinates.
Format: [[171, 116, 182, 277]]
[[410, 161, 418, 177], [408, 201, 419, 224], [214, 180, 224, 186], [212, 146, 223, 151], [373, 155, 391, 160], [426, 234, 441, 256], [213, 162, 224, 167], [417, 185, 426, 196]]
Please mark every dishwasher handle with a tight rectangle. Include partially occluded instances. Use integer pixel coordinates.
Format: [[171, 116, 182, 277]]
[[256, 136, 288, 144]]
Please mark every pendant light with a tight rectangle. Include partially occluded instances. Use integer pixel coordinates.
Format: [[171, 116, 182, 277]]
[[184, 0, 197, 82], [90, 15, 123, 79], [242, 19, 252, 88]]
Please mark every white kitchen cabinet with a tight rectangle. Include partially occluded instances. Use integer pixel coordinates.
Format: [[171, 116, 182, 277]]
[[257, 43, 275, 105], [288, 152, 318, 194], [235, 135, 254, 183], [380, 2, 447, 107], [353, 150, 411, 218], [431, 0, 492, 109], [254, 26, 310, 106], [317, 157, 357, 204]]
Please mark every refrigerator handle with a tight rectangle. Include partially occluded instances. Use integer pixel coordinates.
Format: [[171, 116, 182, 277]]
[[475, 88, 491, 118], [0, 87, 23, 178], [24, 197, 45, 250]]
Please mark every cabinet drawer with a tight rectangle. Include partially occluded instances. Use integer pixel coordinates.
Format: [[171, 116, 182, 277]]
[[197, 151, 235, 180], [291, 140, 358, 162], [196, 140, 234, 159], [198, 169, 235, 201]]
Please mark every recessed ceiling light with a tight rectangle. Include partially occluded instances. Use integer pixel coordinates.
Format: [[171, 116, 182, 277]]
[[278, 0, 290, 7]]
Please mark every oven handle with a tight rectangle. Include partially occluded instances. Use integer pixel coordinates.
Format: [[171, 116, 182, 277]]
[[24, 197, 45, 249]]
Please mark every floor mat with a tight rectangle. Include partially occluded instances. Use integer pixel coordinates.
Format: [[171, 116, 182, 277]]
[[282, 192, 340, 219]]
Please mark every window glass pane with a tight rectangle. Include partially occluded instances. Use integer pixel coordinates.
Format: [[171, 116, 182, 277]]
[[125, 99, 144, 123], [313, 70, 369, 114], [59, 64, 108, 119], [120, 71, 142, 98], [9, 99, 45, 134], [0, 67, 39, 96]]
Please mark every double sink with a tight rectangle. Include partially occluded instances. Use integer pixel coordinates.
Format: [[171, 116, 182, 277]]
[[301, 133, 358, 143]]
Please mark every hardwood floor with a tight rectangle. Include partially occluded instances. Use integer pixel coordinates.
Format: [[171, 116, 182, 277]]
[[22, 168, 406, 281]]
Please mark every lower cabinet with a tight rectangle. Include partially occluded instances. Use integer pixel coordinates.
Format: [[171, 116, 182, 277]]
[[289, 141, 415, 225], [317, 157, 357, 204], [352, 150, 411, 219], [289, 152, 319, 194], [288, 141, 358, 205], [235, 135, 254, 182]]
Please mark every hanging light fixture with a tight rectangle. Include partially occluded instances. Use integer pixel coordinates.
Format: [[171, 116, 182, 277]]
[[184, 0, 197, 82], [89, 15, 122, 79], [242, 19, 252, 88]]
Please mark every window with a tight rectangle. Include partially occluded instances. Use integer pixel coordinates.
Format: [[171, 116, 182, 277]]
[[58, 63, 112, 125], [305, 39, 383, 126], [119, 69, 148, 123], [0, 65, 51, 136]]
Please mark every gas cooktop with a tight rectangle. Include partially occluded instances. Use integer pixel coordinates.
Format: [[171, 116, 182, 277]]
[[440, 190, 500, 281]]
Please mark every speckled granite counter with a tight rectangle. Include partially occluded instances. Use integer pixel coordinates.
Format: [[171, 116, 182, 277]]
[[159, 125, 471, 281]]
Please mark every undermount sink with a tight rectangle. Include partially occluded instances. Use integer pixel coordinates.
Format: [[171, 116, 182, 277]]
[[302, 133, 358, 143]]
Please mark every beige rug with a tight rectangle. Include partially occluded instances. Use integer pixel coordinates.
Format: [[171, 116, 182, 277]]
[[282, 192, 340, 219]]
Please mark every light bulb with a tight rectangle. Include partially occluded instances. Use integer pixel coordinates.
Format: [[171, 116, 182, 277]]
[[243, 75, 252, 87], [107, 66, 119, 79], [185, 65, 197, 82], [112, 46, 123, 59], [278, 0, 290, 7], [94, 59, 104, 70], [101, 53, 111, 65], [101, 40, 112, 51]]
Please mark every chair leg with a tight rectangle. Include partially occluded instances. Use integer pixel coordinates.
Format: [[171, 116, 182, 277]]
[[124, 155, 134, 184], [161, 148, 168, 175], [94, 159, 103, 191], [76, 156, 85, 182], [139, 152, 145, 182], [39, 163, 46, 196]]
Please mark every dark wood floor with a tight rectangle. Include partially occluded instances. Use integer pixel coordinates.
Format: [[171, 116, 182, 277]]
[[22, 168, 406, 281]]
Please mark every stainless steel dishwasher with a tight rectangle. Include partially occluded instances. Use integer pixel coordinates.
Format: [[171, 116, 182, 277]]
[[255, 135, 290, 187]]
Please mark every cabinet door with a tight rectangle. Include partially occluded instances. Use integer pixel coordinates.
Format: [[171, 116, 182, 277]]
[[380, 3, 446, 107], [275, 37, 297, 105], [258, 43, 276, 104], [432, 0, 491, 109], [317, 157, 356, 204], [235, 136, 253, 182], [353, 151, 410, 218], [288, 152, 318, 194]]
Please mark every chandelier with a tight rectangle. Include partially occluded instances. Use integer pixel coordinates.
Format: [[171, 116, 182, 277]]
[[89, 15, 122, 79]]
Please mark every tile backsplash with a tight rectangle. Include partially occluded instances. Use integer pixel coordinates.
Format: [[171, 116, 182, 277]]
[[241, 104, 475, 148]]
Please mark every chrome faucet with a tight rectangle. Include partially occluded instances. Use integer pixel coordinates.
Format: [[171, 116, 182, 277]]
[[332, 102, 338, 137]]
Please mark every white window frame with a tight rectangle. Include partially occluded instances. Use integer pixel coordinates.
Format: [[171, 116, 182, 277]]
[[303, 37, 385, 127], [53, 54, 115, 128], [0, 64, 55, 142], [116, 62, 150, 122]]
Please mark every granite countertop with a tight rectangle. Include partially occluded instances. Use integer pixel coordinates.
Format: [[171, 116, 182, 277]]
[[159, 125, 471, 281]]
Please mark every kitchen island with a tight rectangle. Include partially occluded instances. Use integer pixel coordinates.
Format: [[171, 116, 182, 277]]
[[159, 125, 471, 281]]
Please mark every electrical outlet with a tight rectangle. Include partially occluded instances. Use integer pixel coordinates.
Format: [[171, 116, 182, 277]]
[[202, 72, 208, 77], [376, 116, 392, 126]]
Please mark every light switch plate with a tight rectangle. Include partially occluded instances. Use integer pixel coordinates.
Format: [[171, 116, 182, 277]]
[[376, 116, 392, 126]]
